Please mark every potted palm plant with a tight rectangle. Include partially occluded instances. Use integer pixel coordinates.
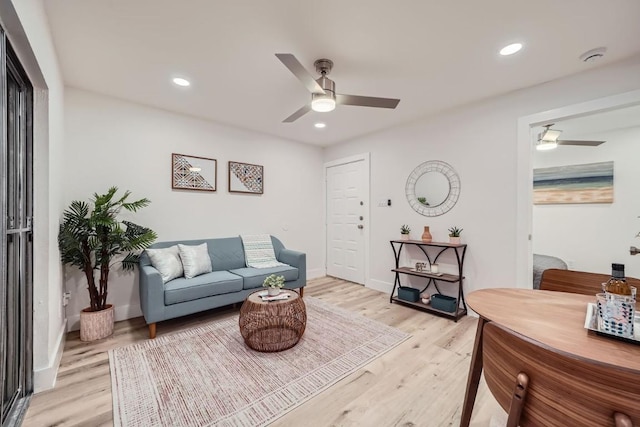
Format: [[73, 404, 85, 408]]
[[58, 187, 157, 341]]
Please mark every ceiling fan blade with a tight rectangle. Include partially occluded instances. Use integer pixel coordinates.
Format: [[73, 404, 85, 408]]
[[557, 140, 605, 147], [275, 54, 325, 94], [336, 94, 400, 109], [282, 104, 311, 123]]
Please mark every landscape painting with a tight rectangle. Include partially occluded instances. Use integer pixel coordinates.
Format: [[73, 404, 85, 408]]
[[533, 161, 613, 204]]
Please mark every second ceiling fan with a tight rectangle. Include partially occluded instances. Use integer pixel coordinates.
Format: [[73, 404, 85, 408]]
[[536, 124, 606, 151], [275, 53, 400, 123]]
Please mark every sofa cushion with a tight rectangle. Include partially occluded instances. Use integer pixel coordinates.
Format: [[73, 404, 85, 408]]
[[146, 245, 184, 283], [164, 271, 242, 305], [228, 265, 298, 290], [178, 243, 213, 279]]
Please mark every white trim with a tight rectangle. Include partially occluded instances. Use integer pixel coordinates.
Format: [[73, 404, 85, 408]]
[[66, 303, 143, 332], [33, 319, 66, 393], [516, 89, 640, 288], [367, 278, 393, 294], [323, 153, 371, 286], [307, 267, 326, 280]]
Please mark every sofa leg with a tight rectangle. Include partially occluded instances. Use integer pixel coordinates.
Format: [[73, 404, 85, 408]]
[[299, 287, 304, 297], [149, 323, 157, 339]]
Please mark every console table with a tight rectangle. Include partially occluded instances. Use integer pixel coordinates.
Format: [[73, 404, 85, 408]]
[[389, 239, 467, 321]]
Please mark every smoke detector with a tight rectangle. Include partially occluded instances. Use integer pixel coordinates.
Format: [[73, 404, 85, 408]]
[[579, 47, 607, 63]]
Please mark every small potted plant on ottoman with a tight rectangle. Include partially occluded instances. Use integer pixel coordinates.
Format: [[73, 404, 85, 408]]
[[263, 274, 285, 296]]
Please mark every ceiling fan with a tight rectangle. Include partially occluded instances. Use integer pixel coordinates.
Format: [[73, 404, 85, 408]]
[[275, 53, 400, 123], [536, 124, 606, 151]]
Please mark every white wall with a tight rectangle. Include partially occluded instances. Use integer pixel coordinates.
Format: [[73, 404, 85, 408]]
[[63, 88, 325, 330], [324, 55, 640, 297], [533, 126, 640, 279], [2, 0, 66, 391]]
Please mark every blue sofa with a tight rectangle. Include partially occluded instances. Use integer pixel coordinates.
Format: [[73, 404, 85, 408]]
[[138, 235, 306, 338]]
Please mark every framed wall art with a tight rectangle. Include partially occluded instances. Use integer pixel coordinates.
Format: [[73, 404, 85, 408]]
[[228, 161, 263, 194], [172, 153, 217, 191], [533, 161, 613, 204]]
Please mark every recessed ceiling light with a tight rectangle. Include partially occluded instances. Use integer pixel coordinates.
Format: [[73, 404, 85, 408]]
[[314, 123, 326, 129], [499, 43, 523, 56], [172, 77, 191, 87]]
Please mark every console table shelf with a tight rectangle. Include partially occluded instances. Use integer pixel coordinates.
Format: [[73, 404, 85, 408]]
[[390, 239, 468, 321]]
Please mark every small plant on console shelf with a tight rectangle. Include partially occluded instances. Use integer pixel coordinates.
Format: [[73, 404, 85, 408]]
[[400, 224, 411, 240], [263, 274, 286, 296], [448, 226, 463, 244]]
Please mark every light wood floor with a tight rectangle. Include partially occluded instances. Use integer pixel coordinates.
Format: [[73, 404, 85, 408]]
[[24, 277, 501, 427]]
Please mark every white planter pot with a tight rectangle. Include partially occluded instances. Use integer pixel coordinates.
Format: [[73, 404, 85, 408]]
[[80, 304, 114, 341], [268, 287, 281, 296], [400, 234, 410, 240], [449, 236, 461, 245]]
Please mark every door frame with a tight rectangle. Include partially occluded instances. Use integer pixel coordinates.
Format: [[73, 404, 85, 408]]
[[0, 32, 34, 426], [324, 153, 370, 286], [516, 89, 640, 288]]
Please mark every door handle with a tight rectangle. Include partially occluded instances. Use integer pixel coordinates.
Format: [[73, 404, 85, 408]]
[[357, 225, 364, 229]]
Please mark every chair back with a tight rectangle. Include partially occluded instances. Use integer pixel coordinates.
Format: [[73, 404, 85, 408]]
[[482, 322, 640, 426], [539, 268, 640, 296]]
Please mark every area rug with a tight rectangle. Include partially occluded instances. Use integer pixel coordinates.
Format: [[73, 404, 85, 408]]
[[109, 297, 410, 426]]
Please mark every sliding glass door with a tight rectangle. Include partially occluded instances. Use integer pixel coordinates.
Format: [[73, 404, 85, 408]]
[[1, 30, 33, 426]]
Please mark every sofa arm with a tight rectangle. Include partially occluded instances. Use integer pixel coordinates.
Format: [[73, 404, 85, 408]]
[[139, 265, 165, 324], [279, 249, 306, 286]]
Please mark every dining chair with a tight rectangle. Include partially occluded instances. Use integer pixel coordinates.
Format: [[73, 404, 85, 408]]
[[482, 321, 639, 427], [539, 268, 640, 296]]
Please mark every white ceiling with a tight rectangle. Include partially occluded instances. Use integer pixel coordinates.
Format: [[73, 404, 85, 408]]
[[44, 0, 640, 146]]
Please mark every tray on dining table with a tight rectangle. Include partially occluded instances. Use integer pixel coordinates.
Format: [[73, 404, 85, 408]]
[[584, 302, 640, 345]]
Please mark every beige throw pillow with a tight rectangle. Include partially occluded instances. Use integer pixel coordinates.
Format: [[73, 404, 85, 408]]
[[146, 245, 184, 283], [178, 243, 213, 279]]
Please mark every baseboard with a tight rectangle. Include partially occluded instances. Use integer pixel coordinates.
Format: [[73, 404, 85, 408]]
[[366, 279, 393, 294], [67, 303, 143, 332], [307, 268, 325, 280], [34, 319, 66, 393]]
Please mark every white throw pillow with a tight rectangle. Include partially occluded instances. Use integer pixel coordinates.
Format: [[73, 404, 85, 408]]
[[178, 243, 213, 279], [146, 245, 184, 283]]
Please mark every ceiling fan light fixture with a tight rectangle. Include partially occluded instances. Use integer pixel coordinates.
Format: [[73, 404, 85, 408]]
[[311, 93, 336, 112], [536, 140, 558, 151]]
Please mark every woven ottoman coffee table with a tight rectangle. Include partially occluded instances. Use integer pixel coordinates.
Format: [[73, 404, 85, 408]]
[[239, 290, 306, 352]]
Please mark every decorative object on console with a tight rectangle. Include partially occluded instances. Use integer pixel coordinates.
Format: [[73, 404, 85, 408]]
[[448, 226, 463, 244], [400, 224, 411, 240], [172, 153, 217, 191], [58, 187, 157, 341], [398, 286, 420, 302], [430, 263, 439, 274], [431, 294, 458, 313], [421, 293, 431, 305], [533, 161, 613, 205], [263, 274, 286, 296], [406, 160, 461, 217], [421, 226, 432, 242], [229, 161, 264, 194]]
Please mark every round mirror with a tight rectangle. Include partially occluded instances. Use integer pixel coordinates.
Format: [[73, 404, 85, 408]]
[[406, 160, 460, 217], [414, 171, 451, 207]]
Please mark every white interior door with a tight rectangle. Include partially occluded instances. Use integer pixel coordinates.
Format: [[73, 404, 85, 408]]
[[326, 157, 367, 284]]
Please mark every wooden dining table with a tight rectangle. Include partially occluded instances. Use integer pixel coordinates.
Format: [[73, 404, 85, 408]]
[[459, 288, 640, 427]]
